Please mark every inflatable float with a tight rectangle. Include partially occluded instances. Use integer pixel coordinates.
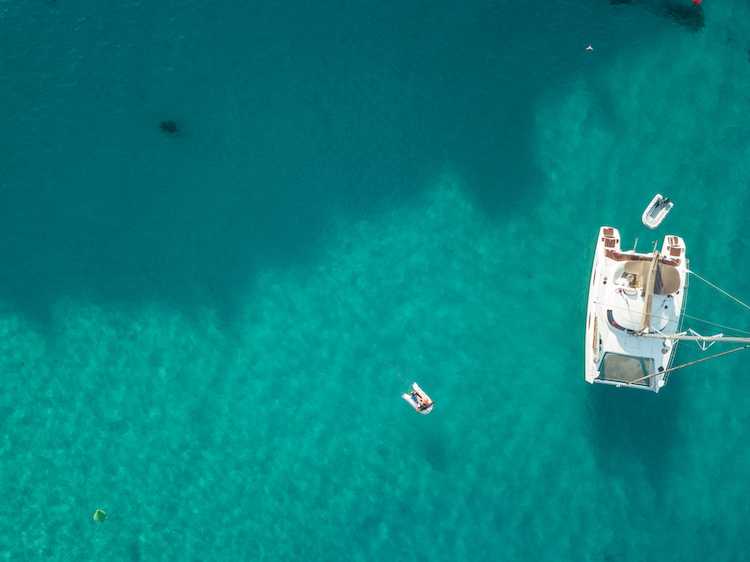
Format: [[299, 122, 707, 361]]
[[402, 382, 434, 415]]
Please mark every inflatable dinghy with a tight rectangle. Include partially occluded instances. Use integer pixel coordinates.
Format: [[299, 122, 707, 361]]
[[402, 382, 434, 415], [641, 194, 673, 229]]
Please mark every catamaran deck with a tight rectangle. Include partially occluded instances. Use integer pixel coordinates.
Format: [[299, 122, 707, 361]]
[[585, 227, 688, 392]]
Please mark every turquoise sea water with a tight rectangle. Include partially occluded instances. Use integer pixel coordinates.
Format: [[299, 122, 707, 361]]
[[2, 1, 750, 560]]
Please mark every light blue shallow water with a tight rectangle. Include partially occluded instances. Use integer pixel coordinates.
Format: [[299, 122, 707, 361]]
[[2, 1, 750, 560]]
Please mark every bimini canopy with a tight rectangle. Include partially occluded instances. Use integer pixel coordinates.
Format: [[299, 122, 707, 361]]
[[655, 264, 680, 295], [622, 260, 680, 295]]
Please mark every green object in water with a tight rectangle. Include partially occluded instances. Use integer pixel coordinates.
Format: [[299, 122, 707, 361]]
[[92, 509, 107, 522]]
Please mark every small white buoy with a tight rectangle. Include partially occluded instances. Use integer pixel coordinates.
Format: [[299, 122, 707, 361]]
[[585, 45, 594, 52]]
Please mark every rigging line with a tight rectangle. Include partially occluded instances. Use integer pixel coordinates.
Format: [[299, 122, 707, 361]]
[[630, 345, 750, 385], [681, 313, 750, 336], [688, 269, 750, 313], [592, 299, 750, 336]]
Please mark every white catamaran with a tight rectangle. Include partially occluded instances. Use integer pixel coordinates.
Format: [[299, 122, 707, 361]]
[[585, 226, 750, 392]]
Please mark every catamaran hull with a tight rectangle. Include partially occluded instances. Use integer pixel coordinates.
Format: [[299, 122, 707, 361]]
[[584, 227, 687, 392]]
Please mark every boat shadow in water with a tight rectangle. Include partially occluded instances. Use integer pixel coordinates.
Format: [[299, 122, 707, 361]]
[[610, 1, 704, 32], [585, 382, 684, 491], [663, 2, 704, 32]]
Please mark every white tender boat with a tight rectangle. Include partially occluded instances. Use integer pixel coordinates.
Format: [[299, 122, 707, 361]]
[[402, 383, 434, 414], [641, 194, 673, 229], [585, 226, 750, 392]]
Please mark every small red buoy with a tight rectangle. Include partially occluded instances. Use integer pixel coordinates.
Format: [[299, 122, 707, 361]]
[[692, 0, 702, 5]]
